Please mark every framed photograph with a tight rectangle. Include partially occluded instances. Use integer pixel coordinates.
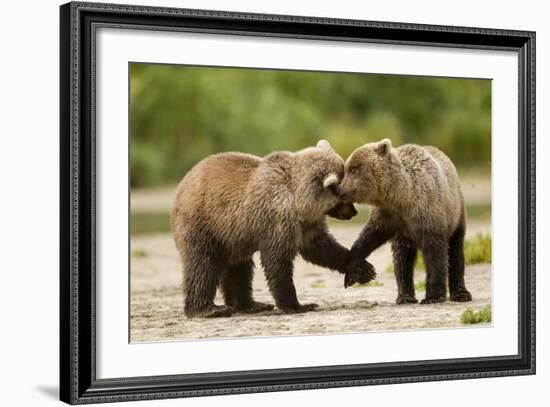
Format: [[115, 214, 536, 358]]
[[60, 1, 536, 404]]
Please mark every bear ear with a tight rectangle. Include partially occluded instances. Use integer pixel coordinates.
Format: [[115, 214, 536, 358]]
[[374, 138, 392, 156], [323, 172, 339, 189], [317, 139, 334, 151]]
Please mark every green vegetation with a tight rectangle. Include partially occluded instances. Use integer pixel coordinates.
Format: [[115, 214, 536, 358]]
[[131, 248, 148, 257], [414, 279, 426, 291], [131, 212, 171, 235], [130, 63, 491, 187], [465, 204, 491, 221], [464, 233, 492, 264], [461, 305, 492, 324], [351, 281, 384, 288]]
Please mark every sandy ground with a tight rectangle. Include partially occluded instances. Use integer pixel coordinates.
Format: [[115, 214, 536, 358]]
[[130, 222, 491, 342]]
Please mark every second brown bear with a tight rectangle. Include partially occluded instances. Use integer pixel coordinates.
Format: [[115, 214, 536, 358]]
[[340, 139, 472, 304]]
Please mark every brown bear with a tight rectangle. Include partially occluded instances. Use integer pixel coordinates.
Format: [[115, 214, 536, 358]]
[[170, 140, 375, 318], [339, 139, 472, 304]]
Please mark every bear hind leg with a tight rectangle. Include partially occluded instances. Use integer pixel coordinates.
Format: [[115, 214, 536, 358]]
[[420, 233, 448, 304], [221, 259, 274, 314], [391, 235, 418, 304], [183, 252, 234, 318], [448, 223, 472, 302]]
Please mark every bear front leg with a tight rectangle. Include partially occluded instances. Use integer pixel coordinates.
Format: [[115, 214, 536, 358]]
[[221, 259, 274, 313], [420, 233, 449, 304], [300, 223, 376, 280], [260, 250, 318, 314], [299, 226, 349, 272], [345, 212, 394, 288]]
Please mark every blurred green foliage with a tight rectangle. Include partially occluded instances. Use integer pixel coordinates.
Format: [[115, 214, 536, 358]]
[[130, 203, 490, 236], [131, 212, 170, 235], [414, 279, 427, 292], [464, 233, 492, 264], [130, 248, 148, 258], [130, 63, 491, 187]]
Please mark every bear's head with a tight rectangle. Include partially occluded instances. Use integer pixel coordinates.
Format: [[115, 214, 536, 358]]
[[293, 140, 357, 221], [339, 138, 403, 206]]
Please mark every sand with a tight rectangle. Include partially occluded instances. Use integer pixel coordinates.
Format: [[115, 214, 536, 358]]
[[130, 223, 491, 342]]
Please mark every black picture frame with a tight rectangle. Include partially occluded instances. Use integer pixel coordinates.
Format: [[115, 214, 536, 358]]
[[60, 1, 536, 404]]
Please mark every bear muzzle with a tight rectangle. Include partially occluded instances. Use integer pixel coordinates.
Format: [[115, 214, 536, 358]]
[[338, 176, 357, 203], [326, 202, 358, 220]]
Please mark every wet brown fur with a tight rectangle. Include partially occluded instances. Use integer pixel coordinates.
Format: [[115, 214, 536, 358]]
[[171, 141, 375, 318], [340, 139, 472, 304]]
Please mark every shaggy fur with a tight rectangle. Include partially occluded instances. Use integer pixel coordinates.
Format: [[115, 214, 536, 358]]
[[171, 140, 375, 318], [340, 139, 472, 304]]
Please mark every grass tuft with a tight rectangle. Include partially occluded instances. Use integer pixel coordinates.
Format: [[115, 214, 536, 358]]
[[464, 233, 492, 264], [461, 305, 491, 324]]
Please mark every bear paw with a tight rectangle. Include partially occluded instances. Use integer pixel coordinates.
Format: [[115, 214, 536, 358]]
[[237, 301, 275, 314], [282, 303, 319, 314], [188, 304, 235, 318], [344, 260, 376, 288], [450, 290, 472, 302], [420, 296, 446, 304], [396, 294, 418, 304]]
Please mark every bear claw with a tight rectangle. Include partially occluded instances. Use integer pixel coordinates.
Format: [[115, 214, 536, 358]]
[[199, 305, 235, 318], [282, 303, 319, 314], [344, 260, 376, 288], [237, 301, 274, 314], [450, 290, 472, 302], [396, 295, 418, 304], [420, 296, 446, 304]]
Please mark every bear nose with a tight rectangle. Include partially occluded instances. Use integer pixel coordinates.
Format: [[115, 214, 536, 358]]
[[340, 203, 357, 220]]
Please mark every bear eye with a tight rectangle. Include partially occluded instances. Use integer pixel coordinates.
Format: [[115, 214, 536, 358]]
[[349, 165, 361, 174]]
